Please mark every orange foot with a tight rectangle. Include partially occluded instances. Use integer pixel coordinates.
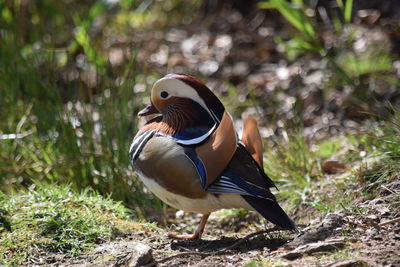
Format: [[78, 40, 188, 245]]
[[168, 232, 201, 239], [167, 213, 210, 240]]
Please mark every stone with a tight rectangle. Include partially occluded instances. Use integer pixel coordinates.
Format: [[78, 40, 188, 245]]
[[289, 226, 332, 247], [92, 241, 153, 267], [322, 213, 344, 229], [288, 213, 344, 247], [281, 240, 346, 260], [128, 243, 153, 267]]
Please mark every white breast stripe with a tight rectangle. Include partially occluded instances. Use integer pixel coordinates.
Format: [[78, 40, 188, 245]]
[[129, 130, 149, 154], [175, 123, 217, 145], [130, 130, 154, 161], [210, 109, 221, 124]]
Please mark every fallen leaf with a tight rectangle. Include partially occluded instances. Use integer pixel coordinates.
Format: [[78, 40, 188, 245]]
[[322, 160, 347, 174]]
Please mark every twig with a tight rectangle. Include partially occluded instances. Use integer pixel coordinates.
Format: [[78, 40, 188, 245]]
[[379, 217, 400, 227], [0, 130, 32, 140], [381, 185, 399, 196], [145, 227, 282, 266]]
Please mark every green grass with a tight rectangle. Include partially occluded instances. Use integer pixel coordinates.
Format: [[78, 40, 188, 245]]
[[0, 60, 156, 210], [262, 107, 400, 219], [355, 110, 400, 210], [0, 183, 136, 265], [263, 130, 322, 211], [378, 108, 400, 160], [0, 0, 205, 217], [0, 0, 172, 212]]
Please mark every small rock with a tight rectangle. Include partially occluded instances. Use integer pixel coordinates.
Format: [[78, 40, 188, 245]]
[[379, 207, 391, 216], [175, 210, 185, 219], [322, 213, 344, 229], [366, 215, 378, 221], [93, 241, 153, 267], [128, 243, 153, 267], [281, 240, 346, 260], [288, 213, 344, 247], [289, 226, 332, 247]]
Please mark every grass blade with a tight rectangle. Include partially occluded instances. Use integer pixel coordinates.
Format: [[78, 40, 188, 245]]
[[344, 0, 353, 23]]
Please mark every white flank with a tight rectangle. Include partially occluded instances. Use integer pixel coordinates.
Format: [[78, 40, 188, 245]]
[[137, 172, 253, 214]]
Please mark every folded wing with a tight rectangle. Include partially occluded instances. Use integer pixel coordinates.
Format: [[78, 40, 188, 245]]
[[207, 144, 297, 231]]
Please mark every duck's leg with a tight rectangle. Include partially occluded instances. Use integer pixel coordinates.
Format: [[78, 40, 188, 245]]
[[168, 213, 210, 239]]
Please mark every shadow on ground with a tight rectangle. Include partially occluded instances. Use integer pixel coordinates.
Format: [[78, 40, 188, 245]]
[[170, 234, 288, 252]]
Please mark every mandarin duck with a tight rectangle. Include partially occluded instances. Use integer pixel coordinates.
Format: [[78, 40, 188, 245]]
[[130, 73, 297, 239]]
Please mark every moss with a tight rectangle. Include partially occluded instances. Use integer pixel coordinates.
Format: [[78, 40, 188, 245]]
[[0, 183, 136, 265]]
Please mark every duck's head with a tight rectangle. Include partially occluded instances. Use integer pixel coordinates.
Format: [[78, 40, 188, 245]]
[[138, 74, 225, 127]]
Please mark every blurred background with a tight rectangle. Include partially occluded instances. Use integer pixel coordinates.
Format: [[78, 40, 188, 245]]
[[1, 0, 399, 216]]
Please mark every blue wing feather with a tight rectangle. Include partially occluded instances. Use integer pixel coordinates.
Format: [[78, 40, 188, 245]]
[[182, 146, 207, 188]]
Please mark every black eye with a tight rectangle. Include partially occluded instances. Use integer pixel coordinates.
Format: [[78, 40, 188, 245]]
[[160, 91, 169, 99]]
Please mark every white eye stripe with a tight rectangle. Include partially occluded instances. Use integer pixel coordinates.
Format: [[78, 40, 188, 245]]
[[152, 77, 215, 118], [154, 78, 206, 106]]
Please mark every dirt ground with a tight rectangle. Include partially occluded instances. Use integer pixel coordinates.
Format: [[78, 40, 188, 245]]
[[37, 177, 399, 267]]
